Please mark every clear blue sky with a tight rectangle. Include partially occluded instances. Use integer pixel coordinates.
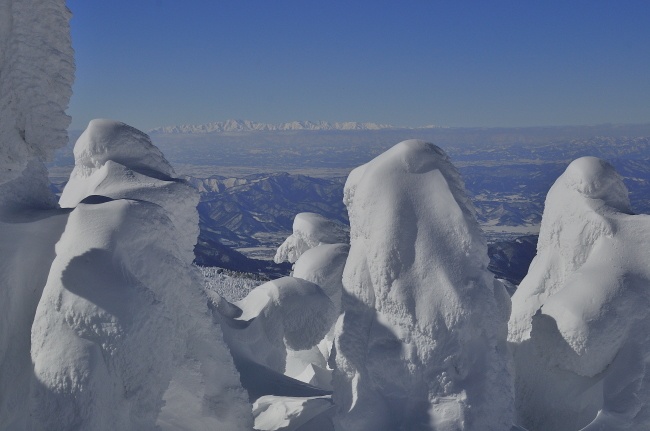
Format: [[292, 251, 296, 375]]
[[66, 0, 650, 131]]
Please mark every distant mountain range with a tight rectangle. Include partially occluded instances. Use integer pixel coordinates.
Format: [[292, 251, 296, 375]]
[[47, 123, 650, 281], [188, 172, 540, 283], [148, 119, 442, 134], [185, 172, 348, 249]]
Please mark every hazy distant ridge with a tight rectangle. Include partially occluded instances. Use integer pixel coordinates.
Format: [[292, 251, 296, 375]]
[[148, 119, 436, 134]]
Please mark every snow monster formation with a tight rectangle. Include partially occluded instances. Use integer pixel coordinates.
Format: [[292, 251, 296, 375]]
[[213, 223, 342, 429], [27, 120, 252, 431], [216, 276, 337, 379], [509, 157, 650, 431], [333, 140, 514, 431], [0, 0, 74, 428], [273, 213, 349, 388], [280, 214, 350, 392], [0, 0, 74, 185], [274, 212, 349, 265]]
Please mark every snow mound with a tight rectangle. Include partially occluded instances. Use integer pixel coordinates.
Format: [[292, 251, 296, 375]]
[[333, 140, 513, 430], [562, 156, 630, 211], [274, 213, 348, 264], [217, 277, 337, 374], [235, 277, 337, 352], [509, 157, 650, 430], [0, 0, 74, 184], [211, 276, 337, 429]]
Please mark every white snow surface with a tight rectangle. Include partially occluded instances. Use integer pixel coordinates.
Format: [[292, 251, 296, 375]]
[[0, 158, 58, 214], [509, 157, 650, 430], [0, 0, 74, 184], [19, 120, 253, 431], [218, 277, 337, 374], [293, 363, 333, 391], [59, 119, 197, 261], [0, 206, 70, 429], [274, 213, 348, 264], [63, 119, 174, 183], [287, 243, 349, 387], [253, 395, 335, 431], [211, 275, 337, 430], [0, 3, 75, 426], [292, 243, 349, 311], [333, 140, 514, 430]]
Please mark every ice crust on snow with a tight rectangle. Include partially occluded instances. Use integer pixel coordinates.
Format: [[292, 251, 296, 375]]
[[509, 156, 650, 431], [333, 140, 514, 430], [274, 212, 348, 264], [0, 0, 74, 185], [24, 121, 252, 431]]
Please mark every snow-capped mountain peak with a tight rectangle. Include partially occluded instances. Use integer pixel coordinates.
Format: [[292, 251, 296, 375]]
[[148, 119, 400, 134]]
